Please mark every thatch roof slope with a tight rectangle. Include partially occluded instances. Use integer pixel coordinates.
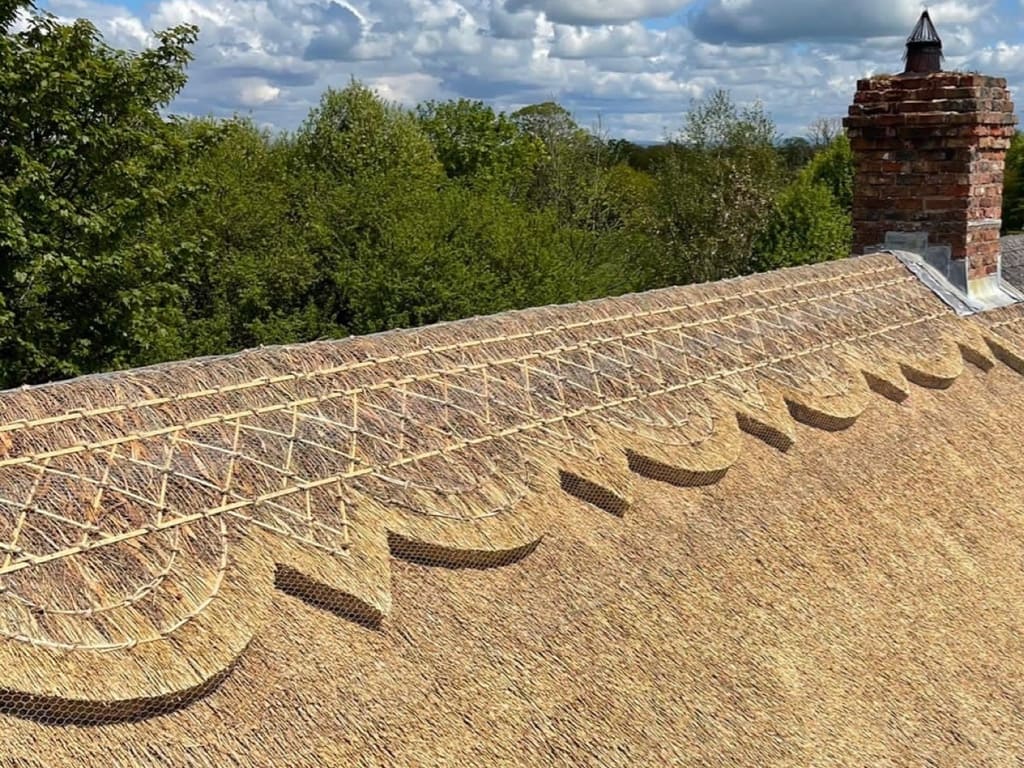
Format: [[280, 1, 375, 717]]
[[1002, 234, 1024, 290], [4, 337, 1024, 765], [2, 253, 1024, 764]]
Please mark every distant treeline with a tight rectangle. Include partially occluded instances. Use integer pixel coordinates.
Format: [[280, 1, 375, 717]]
[[1, 3, 855, 389]]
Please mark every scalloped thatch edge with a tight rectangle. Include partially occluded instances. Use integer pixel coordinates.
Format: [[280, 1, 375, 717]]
[[2, 312, 1020, 720]]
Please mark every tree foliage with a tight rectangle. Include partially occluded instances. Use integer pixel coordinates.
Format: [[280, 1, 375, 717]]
[[755, 177, 852, 271], [416, 98, 540, 195], [0, 2, 197, 384], [1003, 131, 1024, 233], [147, 118, 330, 358], [803, 133, 854, 213], [1, 5, 866, 389], [650, 90, 787, 285]]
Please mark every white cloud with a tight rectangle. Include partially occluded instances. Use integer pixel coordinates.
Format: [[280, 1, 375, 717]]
[[31, 0, 1024, 142], [691, 0, 987, 44], [368, 71, 446, 102], [238, 78, 282, 105], [152, 0, 230, 33], [411, 0, 484, 55], [589, 71, 701, 99], [503, 0, 689, 25], [303, 2, 366, 61], [969, 41, 1024, 80], [489, 2, 535, 38], [44, 0, 155, 47], [927, 1, 991, 25], [549, 23, 664, 59]]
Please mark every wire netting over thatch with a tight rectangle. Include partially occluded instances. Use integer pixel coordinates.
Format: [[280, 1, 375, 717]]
[[2, 253, 1024, 756], [1002, 234, 1024, 291]]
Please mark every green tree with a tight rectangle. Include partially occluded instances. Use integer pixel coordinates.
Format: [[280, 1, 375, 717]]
[[293, 87, 639, 333], [416, 99, 541, 196], [292, 83, 446, 333], [147, 118, 334, 358], [1003, 131, 1024, 232], [753, 177, 852, 271], [512, 102, 589, 213], [779, 136, 814, 171], [510, 101, 625, 236], [650, 90, 786, 285], [511, 101, 582, 148], [340, 184, 615, 333], [0, 2, 197, 386], [635, 144, 675, 173], [803, 133, 854, 213], [298, 82, 442, 186]]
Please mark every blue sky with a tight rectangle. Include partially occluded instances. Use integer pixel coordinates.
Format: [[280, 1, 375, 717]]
[[33, 0, 1024, 141]]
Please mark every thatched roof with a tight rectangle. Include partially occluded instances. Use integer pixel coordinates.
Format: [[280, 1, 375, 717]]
[[1002, 234, 1024, 290], [3, 253, 1024, 765]]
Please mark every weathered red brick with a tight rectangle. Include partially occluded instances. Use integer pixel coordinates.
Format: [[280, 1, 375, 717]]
[[848, 71, 1016, 269]]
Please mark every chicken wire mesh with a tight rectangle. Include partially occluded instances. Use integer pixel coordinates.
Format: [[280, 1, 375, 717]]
[[0, 253, 1022, 728]]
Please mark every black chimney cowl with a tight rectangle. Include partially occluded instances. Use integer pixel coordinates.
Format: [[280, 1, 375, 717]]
[[904, 10, 943, 74]]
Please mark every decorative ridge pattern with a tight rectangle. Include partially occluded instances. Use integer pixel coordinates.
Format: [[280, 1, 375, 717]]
[[0, 253, 1021, 723]]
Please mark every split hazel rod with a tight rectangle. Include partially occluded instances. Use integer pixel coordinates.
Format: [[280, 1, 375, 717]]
[[0, 267, 908, 435], [0, 312, 944, 577], [0, 276, 917, 474]]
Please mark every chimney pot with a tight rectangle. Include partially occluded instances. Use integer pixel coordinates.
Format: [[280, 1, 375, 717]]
[[904, 11, 943, 74], [843, 12, 1018, 304]]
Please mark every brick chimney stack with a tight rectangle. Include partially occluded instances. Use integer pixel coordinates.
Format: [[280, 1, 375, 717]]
[[843, 12, 1017, 300]]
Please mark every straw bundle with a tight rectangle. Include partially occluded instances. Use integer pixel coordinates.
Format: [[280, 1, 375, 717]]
[[0, 252, 1022, 725]]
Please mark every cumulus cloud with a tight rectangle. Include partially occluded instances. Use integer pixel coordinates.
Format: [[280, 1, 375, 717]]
[[44, 0, 154, 47], [31, 0, 1024, 142], [691, 0, 991, 44], [549, 23, 664, 59], [503, 0, 689, 26], [368, 71, 446, 102], [412, 2, 485, 56], [489, 2, 535, 38], [969, 40, 1024, 79], [303, 2, 365, 61], [238, 78, 282, 105]]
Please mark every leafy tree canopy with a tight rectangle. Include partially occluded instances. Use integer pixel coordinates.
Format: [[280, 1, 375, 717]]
[[0, 1, 197, 386], [297, 82, 442, 186], [802, 133, 854, 213], [1003, 131, 1024, 232], [511, 101, 583, 147], [416, 98, 541, 195], [650, 90, 787, 285], [0, 5, 865, 390]]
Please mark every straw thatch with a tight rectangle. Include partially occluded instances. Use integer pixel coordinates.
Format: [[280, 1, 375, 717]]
[[1002, 234, 1024, 290], [2, 252, 1024, 764]]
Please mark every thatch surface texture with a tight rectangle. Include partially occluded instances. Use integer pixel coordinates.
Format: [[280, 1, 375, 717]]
[[2, 253, 1024, 764], [1002, 234, 1024, 290]]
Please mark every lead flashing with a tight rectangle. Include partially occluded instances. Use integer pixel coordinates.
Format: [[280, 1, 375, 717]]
[[886, 248, 1024, 316]]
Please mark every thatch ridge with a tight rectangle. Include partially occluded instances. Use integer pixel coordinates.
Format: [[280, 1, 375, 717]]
[[0, 253, 1022, 719]]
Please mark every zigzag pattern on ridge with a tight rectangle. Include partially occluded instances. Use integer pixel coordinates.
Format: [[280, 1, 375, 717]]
[[0, 253, 1020, 722]]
